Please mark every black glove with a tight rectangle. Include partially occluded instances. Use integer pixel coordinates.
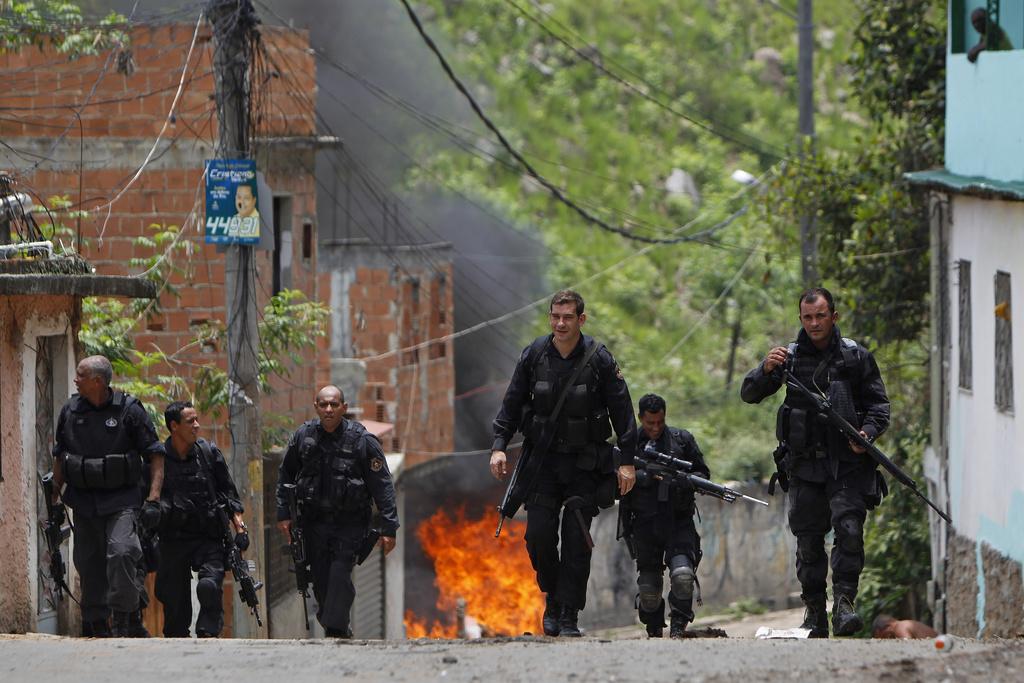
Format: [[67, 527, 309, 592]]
[[234, 531, 250, 551], [140, 499, 162, 532], [50, 503, 66, 527]]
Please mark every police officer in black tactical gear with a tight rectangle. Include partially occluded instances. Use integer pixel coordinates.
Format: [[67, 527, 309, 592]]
[[275, 385, 399, 638], [155, 401, 246, 637], [490, 290, 638, 638], [741, 288, 890, 638], [51, 356, 165, 637], [623, 394, 710, 638]]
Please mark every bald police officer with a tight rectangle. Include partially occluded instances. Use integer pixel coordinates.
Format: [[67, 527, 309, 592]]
[[275, 386, 399, 638], [51, 355, 165, 637]]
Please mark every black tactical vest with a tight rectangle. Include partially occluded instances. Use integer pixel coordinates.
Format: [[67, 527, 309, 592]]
[[778, 338, 863, 460], [61, 390, 142, 490], [295, 420, 373, 515], [528, 337, 613, 450], [160, 438, 218, 534]]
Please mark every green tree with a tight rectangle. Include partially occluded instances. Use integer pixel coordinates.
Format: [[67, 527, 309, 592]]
[[760, 0, 946, 629], [68, 221, 329, 449], [0, 1, 129, 59]]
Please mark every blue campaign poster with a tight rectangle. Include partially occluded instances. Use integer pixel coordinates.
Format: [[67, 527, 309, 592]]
[[204, 159, 260, 244]]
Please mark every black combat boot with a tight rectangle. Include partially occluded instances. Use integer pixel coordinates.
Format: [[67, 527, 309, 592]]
[[831, 593, 863, 637], [669, 615, 688, 639], [557, 605, 583, 637], [542, 596, 561, 637], [800, 596, 829, 638], [82, 619, 111, 638], [646, 622, 664, 638], [111, 611, 133, 637], [324, 627, 353, 639], [128, 610, 150, 638]]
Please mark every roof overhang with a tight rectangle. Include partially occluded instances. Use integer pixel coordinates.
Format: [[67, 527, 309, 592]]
[[0, 273, 157, 298], [904, 169, 1024, 202]]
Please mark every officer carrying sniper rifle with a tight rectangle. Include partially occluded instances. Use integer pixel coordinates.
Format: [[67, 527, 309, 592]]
[[636, 444, 769, 507]]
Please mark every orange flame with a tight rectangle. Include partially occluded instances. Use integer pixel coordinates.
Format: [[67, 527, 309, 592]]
[[404, 504, 542, 638]]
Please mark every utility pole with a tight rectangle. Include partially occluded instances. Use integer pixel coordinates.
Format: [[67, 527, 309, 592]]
[[797, 0, 818, 286], [207, 0, 267, 637]]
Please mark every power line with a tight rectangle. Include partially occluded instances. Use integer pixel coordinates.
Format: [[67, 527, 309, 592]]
[[397, 0, 757, 246], [311, 45, 677, 195], [93, 11, 205, 242], [339, 174, 767, 363], [658, 235, 766, 363], [257, 37, 545, 361], [499, 0, 787, 159]]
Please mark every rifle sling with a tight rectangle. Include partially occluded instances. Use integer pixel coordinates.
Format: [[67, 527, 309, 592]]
[[194, 440, 231, 536], [515, 340, 603, 500], [532, 339, 603, 461]]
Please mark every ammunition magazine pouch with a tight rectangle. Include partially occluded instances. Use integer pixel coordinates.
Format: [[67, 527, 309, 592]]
[[575, 440, 615, 474], [63, 452, 141, 490], [768, 443, 791, 496], [160, 494, 219, 536], [778, 405, 812, 452], [595, 472, 617, 509], [865, 469, 889, 510]]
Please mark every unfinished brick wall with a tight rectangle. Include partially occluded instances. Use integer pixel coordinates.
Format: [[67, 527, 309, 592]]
[[347, 261, 455, 468], [1, 24, 329, 447]]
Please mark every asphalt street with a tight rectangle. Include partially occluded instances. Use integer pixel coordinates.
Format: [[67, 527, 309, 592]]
[[2, 632, 1021, 683]]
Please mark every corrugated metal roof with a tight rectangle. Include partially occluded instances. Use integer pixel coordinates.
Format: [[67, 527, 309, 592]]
[[904, 169, 1024, 201]]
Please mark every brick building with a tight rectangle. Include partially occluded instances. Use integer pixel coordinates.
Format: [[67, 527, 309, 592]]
[[323, 238, 455, 470], [2, 18, 458, 638], [0, 22, 331, 449]]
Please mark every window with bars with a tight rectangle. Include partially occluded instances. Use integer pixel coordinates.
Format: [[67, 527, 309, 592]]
[[959, 260, 973, 390], [994, 270, 1013, 412]]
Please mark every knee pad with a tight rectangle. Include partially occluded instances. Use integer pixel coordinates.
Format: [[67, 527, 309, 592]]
[[836, 515, 864, 553], [796, 536, 825, 564], [196, 577, 220, 606], [669, 565, 695, 602], [637, 571, 663, 612]]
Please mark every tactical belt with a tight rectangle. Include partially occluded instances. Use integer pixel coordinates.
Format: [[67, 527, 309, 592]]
[[63, 452, 141, 490]]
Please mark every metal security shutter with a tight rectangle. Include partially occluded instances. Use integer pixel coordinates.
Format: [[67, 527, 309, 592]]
[[351, 547, 385, 638]]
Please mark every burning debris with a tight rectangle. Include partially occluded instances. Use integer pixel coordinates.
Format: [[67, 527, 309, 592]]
[[405, 505, 543, 638]]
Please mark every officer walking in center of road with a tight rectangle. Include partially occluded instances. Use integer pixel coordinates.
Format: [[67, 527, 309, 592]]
[[741, 287, 890, 638], [490, 289, 638, 637], [155, 401, 247, 637], [51, 355, 165, 637], [621, 394, 710, 638], [275, 385, 399, 638]]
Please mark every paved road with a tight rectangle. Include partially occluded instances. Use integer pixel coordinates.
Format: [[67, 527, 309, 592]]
[[3, 633, 1021, 683]]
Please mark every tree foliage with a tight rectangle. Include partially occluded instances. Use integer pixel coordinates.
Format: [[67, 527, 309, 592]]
[[0, 1, 128, 58], [405, 0, 865, 480], [70, 220, 328, 448], [762, 0, 945, 345], [402, 0, 946, 628], [760, 0, 946, 628]]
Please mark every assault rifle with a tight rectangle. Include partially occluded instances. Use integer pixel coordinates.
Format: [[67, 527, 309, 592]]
[[638, 445, 769, 507], [281, 483, 311, 631], [196, 443, 263, 627], [213, 499, 264, 627], [495, 341, 604, 537], [781, 370, 952, 524], [39, 472, 75, 603], [494, 441, 531, 538]]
